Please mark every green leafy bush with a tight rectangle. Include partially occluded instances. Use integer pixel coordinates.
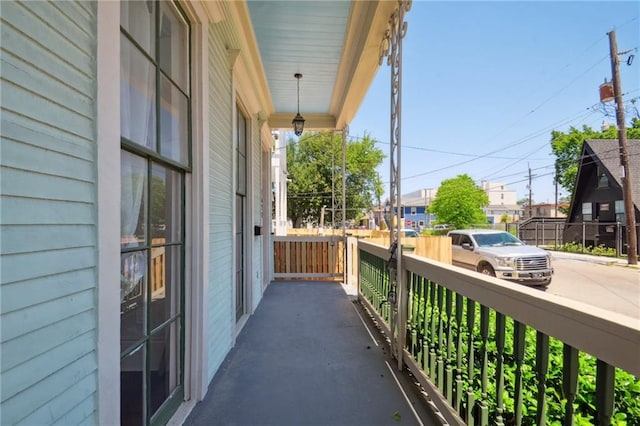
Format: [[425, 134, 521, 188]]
[[555, 242, 618, 257], [408, 294, 640, 424]]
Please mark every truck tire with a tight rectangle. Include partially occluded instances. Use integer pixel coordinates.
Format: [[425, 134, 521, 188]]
[[536, 278, 552, 287], [478, 264, 495, 277]]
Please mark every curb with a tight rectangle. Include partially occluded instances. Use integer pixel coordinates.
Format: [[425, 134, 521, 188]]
[[548, 250, 639, 268]]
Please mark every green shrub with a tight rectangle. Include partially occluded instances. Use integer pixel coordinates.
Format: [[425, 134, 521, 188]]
[[413, 298, 640, 424], [555, 242, 618, 258]]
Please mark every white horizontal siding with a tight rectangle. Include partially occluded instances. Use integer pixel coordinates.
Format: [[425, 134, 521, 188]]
[[1, 353, 97, 425], [0, 225, 96, 255], [1, 310, 96, 372], [18, 374, 97, 426], [2, 137, 95, 179], [51, 393, 96, 426], [1, 166, 95, 201], [2, 110, 95, 161], [2, 330, 96, 400], [207, 21, 235, 381], [1, 196, 95, 225], [1, 247, 96, 285], [0, 1, 98, 424]]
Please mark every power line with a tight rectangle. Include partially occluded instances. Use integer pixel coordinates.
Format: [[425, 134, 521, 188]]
[[349, 104, 597, 183], [399, 108, 597, 182], [349, 134, 548, 161]]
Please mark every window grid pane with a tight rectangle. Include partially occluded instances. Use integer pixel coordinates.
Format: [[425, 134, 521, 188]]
[[159, 75, 189, 164], [159, 1, 189, 93], [121, 1, 155, 57], [121, 35, 157, 151]]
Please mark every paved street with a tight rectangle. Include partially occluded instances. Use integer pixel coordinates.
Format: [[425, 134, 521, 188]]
[[545, 252, 640, 319]]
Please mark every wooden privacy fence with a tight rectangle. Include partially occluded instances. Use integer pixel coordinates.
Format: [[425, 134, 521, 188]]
[[273, 236, 344, 280], [364, 235, 452, 264], [150, 242, 166, 297]]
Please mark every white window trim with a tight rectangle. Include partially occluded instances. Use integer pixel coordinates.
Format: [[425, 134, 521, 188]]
[[97, 2, 121, 423], [262, 148, 272, 289], [180, 0, 210, 405], [233, 99, 253, 335], [99, 4, 211, 425]]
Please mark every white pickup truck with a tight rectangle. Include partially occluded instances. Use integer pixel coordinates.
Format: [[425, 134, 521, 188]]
[[448, 229, 553, 286]]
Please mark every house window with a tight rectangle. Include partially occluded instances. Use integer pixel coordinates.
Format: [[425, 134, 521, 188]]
[[597, 167, 609, 188], [615, 200, 625, 222], [410, 207, 417, 216], [582, 202, 593, 222], [120, 1, 190, 424], [236, 105, 248, 322]]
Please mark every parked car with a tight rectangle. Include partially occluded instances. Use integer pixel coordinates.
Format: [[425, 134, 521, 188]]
[[448, 229, 553, 286], [400, 228, 420, 237], [433, 224, 449, 231]]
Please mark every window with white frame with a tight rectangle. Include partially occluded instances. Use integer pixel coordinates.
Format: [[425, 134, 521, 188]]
[[582, 202, 593, 222], [120, 1, 190, 424], [615, 200, 625, 222]]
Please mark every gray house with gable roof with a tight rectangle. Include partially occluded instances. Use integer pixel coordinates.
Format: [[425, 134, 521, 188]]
[[563, 139, 640, 253]]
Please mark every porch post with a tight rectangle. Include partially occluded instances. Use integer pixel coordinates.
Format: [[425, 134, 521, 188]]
[[379, 0, 412, 370], [341, 125, 348, 284]]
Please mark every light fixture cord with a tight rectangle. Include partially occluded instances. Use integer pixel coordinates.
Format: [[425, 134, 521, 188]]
[[297, 77, 300, 114]]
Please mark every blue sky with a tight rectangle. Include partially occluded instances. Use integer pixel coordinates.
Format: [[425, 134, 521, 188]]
[[349, 1, 640, 204]]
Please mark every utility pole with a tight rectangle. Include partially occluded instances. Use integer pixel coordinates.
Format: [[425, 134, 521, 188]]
[[528, 164, 533, 219], [608, 29, 638, 265], [554, 176, 558, 218]]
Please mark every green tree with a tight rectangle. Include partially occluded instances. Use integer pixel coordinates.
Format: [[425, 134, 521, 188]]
[[429, 174, 489, 229], [286, 131, 385, 227], [550, 118, 640, 197], [516, 197, 531, 207]]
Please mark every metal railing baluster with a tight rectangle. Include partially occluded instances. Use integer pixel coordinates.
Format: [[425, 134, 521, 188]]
[[422, 278, 430, 373], [595, 360, 615, 426], [478, 305, 490, 425], [495, 313, 506, 426], [514, 321, 527, 426], [466, 299, 476, 426], [535, 331, 549, 425], [436, 285, 445, 392], [445, 289, 454, 404], [455, 293, 464, 413], [410, 273, 419, 357], [429, 280, 437, 378], [562, 344, 578, 426], [418, 276, 426, 367]]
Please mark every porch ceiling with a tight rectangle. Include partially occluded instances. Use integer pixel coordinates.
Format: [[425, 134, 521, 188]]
[[245, 0, 397, 131]]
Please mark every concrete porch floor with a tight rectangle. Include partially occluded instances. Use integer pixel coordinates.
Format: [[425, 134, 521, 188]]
[[183, 281, 440, 426]]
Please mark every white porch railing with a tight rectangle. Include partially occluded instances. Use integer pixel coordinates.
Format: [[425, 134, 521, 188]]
[[357, 239, 640, 425]]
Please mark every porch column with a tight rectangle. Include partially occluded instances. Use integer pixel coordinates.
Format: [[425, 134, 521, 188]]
[[379, 0, 412, 370]]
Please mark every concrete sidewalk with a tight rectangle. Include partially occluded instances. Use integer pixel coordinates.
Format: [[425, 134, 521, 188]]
[[549, 250, 640, 268], [183, 281, 439, 426]]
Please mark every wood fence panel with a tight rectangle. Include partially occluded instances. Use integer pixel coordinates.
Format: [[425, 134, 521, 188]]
[[363, 235, 452, 264], [273, 236, 344, 280]]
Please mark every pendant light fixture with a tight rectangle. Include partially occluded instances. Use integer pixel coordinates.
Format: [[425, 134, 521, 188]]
[[292, 73, 305, 136]]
